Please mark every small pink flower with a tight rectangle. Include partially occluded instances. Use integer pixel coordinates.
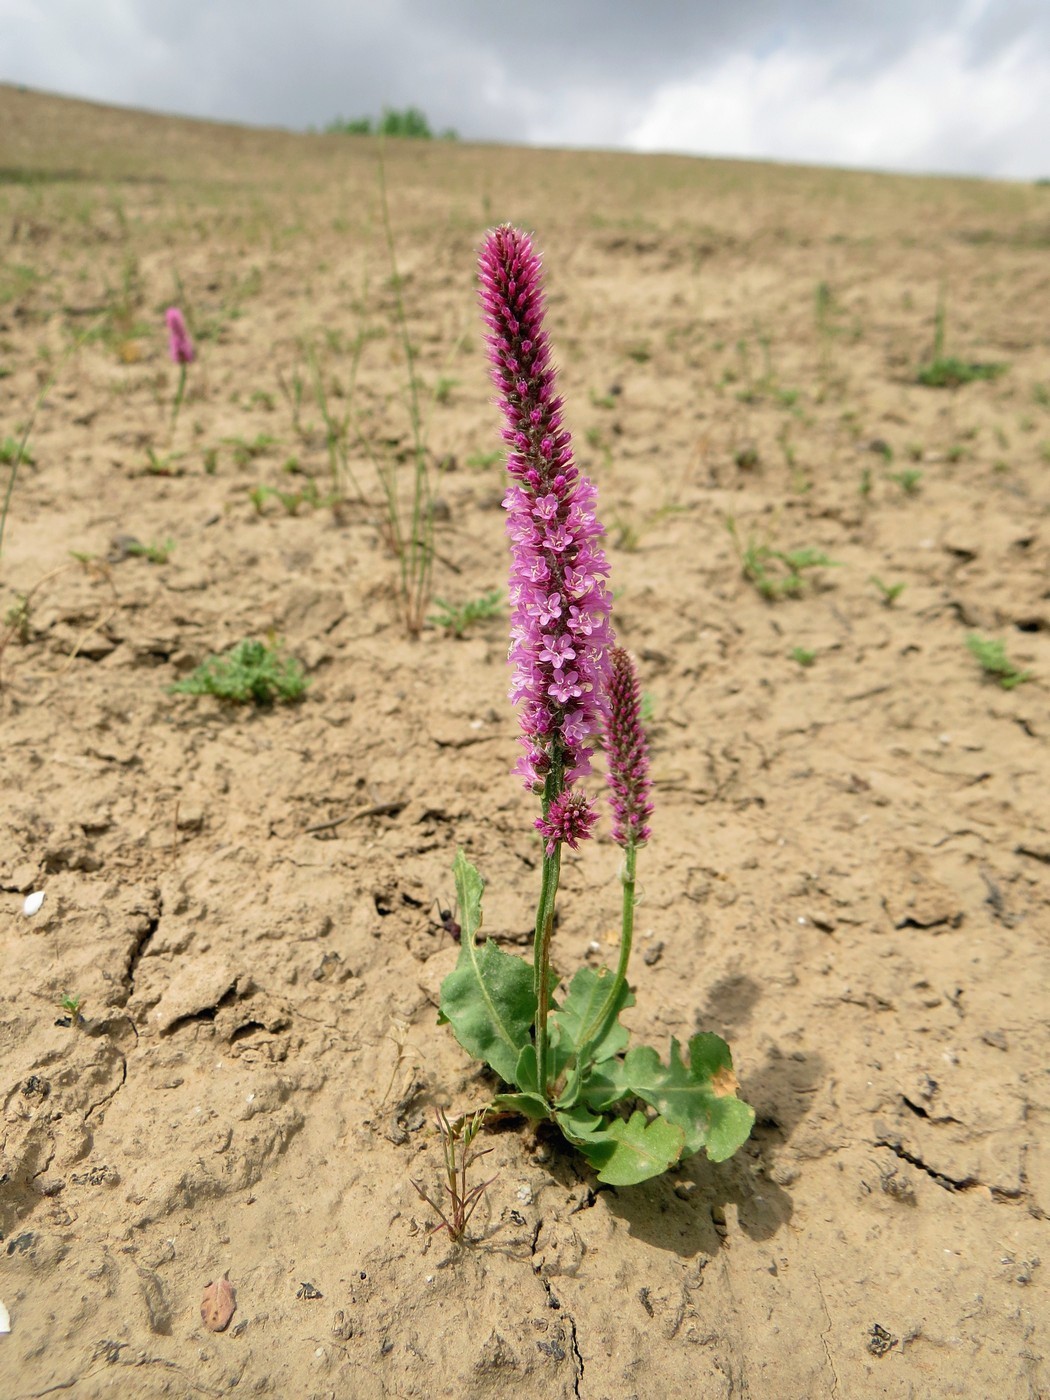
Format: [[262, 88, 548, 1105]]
[[165, 307, 195, 365]]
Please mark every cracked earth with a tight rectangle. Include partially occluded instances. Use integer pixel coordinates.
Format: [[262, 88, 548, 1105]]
[[1, 85, 1048, 1398]]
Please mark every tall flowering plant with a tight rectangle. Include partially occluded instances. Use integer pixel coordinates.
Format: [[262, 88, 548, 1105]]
[[439, 228, 754, 1185], [165, 306, 194, 435]]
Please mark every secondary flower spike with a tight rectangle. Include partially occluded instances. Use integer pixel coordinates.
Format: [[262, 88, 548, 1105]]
[[478, 226, 613, 793], [604, 646, 653, 848], [165, 307, 195, 365], [537, 790, 599, 857]]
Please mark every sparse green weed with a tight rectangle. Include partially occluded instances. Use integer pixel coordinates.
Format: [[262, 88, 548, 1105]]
[[224, 432, 278, 467], [428, 589, 503, 638], [727, 518, 837, 600], [124, 537, 174, 564], [965, 634, 1032, 690], [790, 646, 816, 667], [917, 289, 1006, 388]]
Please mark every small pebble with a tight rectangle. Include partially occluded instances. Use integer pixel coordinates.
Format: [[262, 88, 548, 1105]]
[[23, 891, 45, 917]]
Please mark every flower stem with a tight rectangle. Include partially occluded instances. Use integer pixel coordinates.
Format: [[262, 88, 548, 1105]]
[[533, 842, 561, 1100], [171, 363, 187, 437], [533, 763, 565, 1100], [579, 841, 637, 1058]]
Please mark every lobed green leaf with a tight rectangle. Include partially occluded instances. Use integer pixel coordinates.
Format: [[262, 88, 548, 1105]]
[[557, 1107, 685, 1186], [625, 1033, 755, 1162]]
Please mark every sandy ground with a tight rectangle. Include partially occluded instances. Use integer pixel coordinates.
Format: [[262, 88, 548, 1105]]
[[1, 84, 1048, 1399]]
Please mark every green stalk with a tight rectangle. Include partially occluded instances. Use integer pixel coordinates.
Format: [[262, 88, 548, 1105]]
[[533, 842, 562, 1100], [533, 759, 566, 1101], [577, 841, 637, 1063], [170, 363, 187, 437]]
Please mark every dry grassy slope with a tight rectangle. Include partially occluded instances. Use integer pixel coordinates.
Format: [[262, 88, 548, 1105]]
[[0, 84, 1048, 1400]]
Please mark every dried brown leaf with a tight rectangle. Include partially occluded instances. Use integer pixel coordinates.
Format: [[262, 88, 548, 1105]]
[[200, 1271, 236, 1332]]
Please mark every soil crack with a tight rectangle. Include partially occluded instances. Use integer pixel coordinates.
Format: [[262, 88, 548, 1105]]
[[568, 1313, 584, 1398], [814, 1274, 840, 1398], [126, 896, 162, 998], [876, 1138, 976, 1193]]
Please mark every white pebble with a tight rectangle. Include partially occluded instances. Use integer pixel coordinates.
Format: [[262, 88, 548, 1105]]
[[23, 891, 45, 917]]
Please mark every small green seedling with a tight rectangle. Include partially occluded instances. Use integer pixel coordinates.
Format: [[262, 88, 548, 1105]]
[[124, 537, 174, 564], [59, 992, 83, 1026], [145, 447, 184, 477], [889, 468, 923, 495], [966, 634, 1032, 690], [411, 1108, 497, 1241], [429, 589, 503, 638], [171, 639, 309, 704], [870, 576, 905, 606], [4, 593, 31, 643], [790, 646, 816, 667], [434, 376, 458, 405]]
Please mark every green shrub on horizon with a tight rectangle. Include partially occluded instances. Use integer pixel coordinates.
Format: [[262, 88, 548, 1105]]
[[323, 107, 458, 141]]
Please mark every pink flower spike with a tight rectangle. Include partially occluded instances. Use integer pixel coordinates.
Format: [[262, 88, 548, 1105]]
[[165, 307, 195, 365], [478, 226, 613, 789], [536, 791, 598, 857], [603, 647, 653, 849]]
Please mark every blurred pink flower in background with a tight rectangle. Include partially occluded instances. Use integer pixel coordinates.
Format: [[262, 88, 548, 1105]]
[[165, 306, 195, 365]]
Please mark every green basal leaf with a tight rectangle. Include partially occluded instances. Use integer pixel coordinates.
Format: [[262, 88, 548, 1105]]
[[438, 850, 536, 1085], [513, 1043, 540, 1095], [624, 1033, 755, 1162], [578, 1056, 630, 1112], [491, 1091, 551, 1121], [557, 1107, 685, 1186], [550, 965, 634, 1067]]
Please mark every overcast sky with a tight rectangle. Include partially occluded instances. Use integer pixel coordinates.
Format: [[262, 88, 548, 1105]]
[[4, 0, 1048, 179]]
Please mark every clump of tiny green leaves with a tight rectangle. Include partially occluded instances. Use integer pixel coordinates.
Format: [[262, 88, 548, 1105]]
[[428, 589, 503, 638], [889, 468, 923, 495], [727, 518, 837, 599], [917, 357, 1006, 389], [790, 646, 816, 667], [171, 639, 308, 705], [966, 634, 1033, 690]]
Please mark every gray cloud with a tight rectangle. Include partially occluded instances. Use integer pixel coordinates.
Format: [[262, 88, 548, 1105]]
[[3, 0, 1048, 176]]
